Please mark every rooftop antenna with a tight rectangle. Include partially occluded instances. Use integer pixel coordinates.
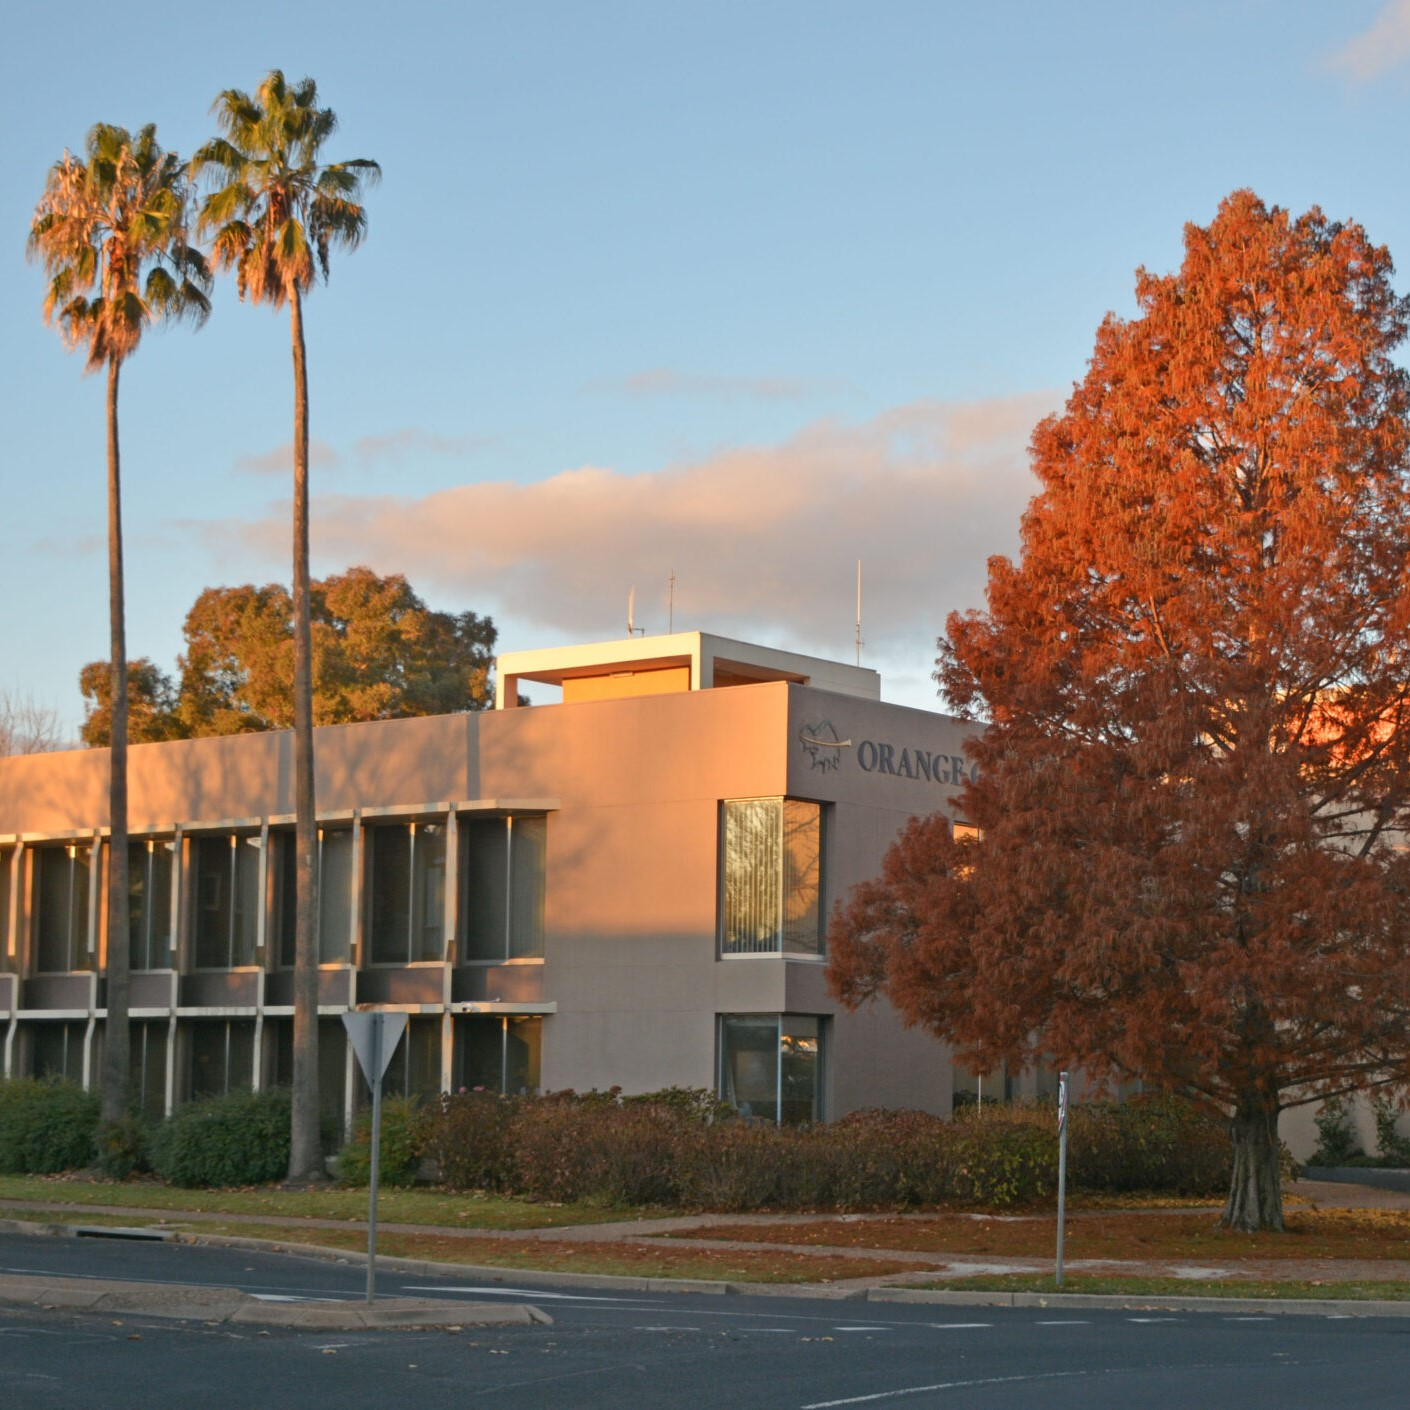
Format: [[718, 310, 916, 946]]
[[855, 559, 863, 666], [668, 569, 676, 633], [627, 586, 645, 637]]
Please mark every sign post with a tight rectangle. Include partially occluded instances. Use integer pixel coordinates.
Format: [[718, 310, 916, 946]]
[[1055, 1069, 1069, 1289], [342, 1010, 407, 1303]]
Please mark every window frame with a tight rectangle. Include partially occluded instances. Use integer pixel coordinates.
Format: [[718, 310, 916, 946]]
[[460, 814, 547, 965], [718, 797, 825, 959]]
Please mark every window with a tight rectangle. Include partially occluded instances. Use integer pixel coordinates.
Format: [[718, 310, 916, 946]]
[[128, 840, 174, 971], [189, 1019, 255, 1099], [0, 847, 12, 972], [193, 835, 261, 969], [274, 828, 355, 966], [31, 1020, 89, 1081], [34, 843, 92, 973], [377, 1015, 443, 1101], [462, 816, 546, 962], [720, 799, 823, 956], [454, 1014, 542, 1095], [367, 821, 447, 963], [133, 1022, 168, 1120], [718, 1014, 823, 1125]]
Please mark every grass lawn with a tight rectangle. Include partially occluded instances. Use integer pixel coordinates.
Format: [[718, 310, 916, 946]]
[[666, 1209, 1410, 1263], [0, 1173, 635, 1231], [906, 1273, 1410, 1301]]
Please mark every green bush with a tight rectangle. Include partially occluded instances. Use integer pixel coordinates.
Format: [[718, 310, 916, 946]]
[[95, 1115, 148, 1180], [150, 1089, 291, 1187], [0, 1078, 100, 1174], [337, 1096, 427, 1187], [1066, 1094, 1232, 1195], [1372, 1096, 1410, 1167], [949, 1106, 1057, 1206]]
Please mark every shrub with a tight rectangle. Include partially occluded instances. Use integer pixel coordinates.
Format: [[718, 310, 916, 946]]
[[428, 1090, 520, 1192], [510, 1093, 684, 1205], [337, 1096, 427, 1187], [0, 1078, 99, 1174], [621, 1086, 734, 1125], [675, 1120, 785, 1211], [1066, 1094, 1232, 1195], [150, 1089, 291, 1187], [1372, 1096, 1410, 1167], [948, 1105, 1057, 1207], [825, 1108, 955, 1207], [1308, 1097, 1362, 1168]]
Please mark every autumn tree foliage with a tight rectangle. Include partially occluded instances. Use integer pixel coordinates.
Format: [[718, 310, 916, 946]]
[[79, 566, 497, 745], [829, 191, 1410, 1233]]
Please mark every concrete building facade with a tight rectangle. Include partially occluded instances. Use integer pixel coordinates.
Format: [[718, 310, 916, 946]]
[[0, 634, 983, 1130]]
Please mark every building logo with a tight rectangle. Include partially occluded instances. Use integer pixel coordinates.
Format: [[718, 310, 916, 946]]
[[798, 720, 851, 772]]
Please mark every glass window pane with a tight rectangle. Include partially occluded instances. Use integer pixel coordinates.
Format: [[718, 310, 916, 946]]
[[780, 1015, 821, 1125], [462, 819, 508, 961], [781, 801, 822, 956], [233, 837, 262, 966], [722, 799, 782, 955], [194, 838, 233, 969], [35, 848, 74, 972], [136, 1022, 168, 1121], [508, 818, 546, 959], [505, 1014, 541, 1094], [719, 1015, 779, 1121], [368, 826, 411, 964], [0, 848, 10, 973], [272, 833, 297, 969], [129, 842, 174, 971], [382, 1016, 442, 1101], [456, 1015, 505, 1093], [412, 824, 446, 962], [318, 830, 353, 963]]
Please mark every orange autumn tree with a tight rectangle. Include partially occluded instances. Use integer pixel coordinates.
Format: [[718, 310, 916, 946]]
[[829, 191, 1410, 1233]]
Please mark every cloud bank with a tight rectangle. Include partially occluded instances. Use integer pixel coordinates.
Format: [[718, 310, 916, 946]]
[[1327, 0, 1410, 81], [213, 392, 1054, 686]]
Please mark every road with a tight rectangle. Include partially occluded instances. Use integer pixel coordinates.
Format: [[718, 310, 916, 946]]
[[2, 1234, 1408, 1408]]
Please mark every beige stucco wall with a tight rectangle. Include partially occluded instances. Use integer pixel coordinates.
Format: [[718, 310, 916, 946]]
[[0, 679, 980, 1117]]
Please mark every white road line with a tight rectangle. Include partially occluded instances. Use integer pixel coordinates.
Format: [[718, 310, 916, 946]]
[[1035, 1319, 1090, 1325], [925, 1322, 992, 1330], [633, 1325, 701, 1332], [1126, 1317, 1181, 1324], [803, 1369, 1090, 1408], [834, 1327, 893, 1333]]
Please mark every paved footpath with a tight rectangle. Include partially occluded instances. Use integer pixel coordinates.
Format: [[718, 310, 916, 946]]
[[1, 1178, 1407, 1329]]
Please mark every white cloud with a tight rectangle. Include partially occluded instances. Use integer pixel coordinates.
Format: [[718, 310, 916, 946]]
[[351, 429, 491, 465], [234, 440, 340, 476], [211, 393, 1054, 687], [1327, 0, 1410, 81]]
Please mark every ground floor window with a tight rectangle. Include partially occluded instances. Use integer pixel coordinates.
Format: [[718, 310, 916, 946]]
[[376, 1015, 443, 1102], [189, 1020, 256, 1100], [30, 1020, 90, 1083], [133, 1021, 168, 1121], [454, 1014, 542, 1095], [718, 1014, 824, 1125], [267, 1016, 350, 1126]]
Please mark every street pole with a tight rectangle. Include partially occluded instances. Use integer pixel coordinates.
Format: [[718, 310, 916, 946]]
[[1055, 1069, 1069, 1289], [366, 1014, 383, 1304]]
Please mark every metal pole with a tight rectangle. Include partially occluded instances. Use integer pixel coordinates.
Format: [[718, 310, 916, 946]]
[[366, 1014, 382, 1303], [1055, 1069, 1068, 1289]]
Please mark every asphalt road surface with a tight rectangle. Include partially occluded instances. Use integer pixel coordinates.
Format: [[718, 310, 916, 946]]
[[3, 1234, 1409, 1409]]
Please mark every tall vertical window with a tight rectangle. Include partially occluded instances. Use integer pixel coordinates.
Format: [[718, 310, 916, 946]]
[[377, 1016, 442, 1100], [128, 840, 174, 971], [31, 1020, 89, 1080], [275, 828, 355, 966], [718, 1014, 823, 1125], [368, 821, 446, 964], [462, 816, 546, 962], [720, 799, 823, 956], [455, 1014, 542, 1094], [34, 843, 92, 973], [193, 835, 261, 969], [189, 1019, 255, 1098], [133, 1022, 168, 1120], [0, 847, 12, 972]]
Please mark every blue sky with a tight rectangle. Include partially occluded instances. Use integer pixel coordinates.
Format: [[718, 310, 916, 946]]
[[4, 1, 1410, 733]]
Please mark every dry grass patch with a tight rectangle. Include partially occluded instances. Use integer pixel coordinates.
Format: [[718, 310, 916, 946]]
[[670, 1209, 1410, 1263]]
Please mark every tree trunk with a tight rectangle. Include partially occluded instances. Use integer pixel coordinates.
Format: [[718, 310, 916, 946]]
[[100, 357, 130, 1132], [287, 286, 325, 1184], [1222, 1092, 1284, 1232]]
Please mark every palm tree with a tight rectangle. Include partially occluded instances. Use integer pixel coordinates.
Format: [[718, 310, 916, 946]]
[[28, 124, 211, 1135], [191, 73, 379, 1184]]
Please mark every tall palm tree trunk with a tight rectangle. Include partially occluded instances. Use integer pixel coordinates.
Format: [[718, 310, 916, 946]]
[[101, 357, 130, 1128], [288, 284, 324, 1183]]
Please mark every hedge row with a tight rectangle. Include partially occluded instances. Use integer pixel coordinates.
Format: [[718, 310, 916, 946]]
[[366, 1089, 1234, 1210], [0, 1076, 1235, 1206]]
